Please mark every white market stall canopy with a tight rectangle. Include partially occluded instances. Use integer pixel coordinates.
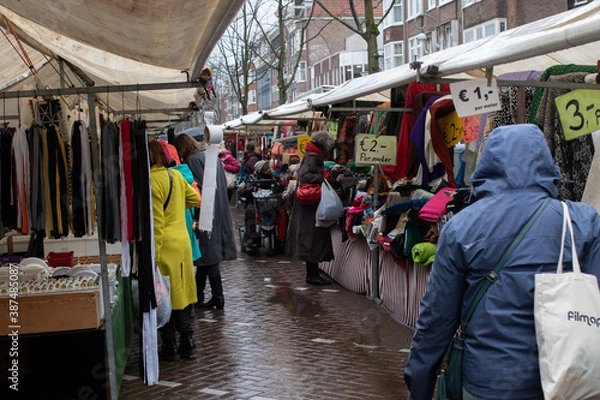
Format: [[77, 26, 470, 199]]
[[238, 1, 600, 121], [0, 0, 246, 130]]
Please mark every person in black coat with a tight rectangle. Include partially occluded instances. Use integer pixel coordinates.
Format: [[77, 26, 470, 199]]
[[285, 131, 337, 285]]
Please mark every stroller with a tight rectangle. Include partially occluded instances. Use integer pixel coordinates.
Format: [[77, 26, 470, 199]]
[[241, 181, 286, 256]]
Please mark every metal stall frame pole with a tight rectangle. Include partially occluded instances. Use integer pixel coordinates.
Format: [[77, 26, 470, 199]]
[[87, 90, 118, 400], [371, 164, 382, 304]]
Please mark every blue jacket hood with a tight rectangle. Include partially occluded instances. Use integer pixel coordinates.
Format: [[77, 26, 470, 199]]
[[471, 124, 560, 199]]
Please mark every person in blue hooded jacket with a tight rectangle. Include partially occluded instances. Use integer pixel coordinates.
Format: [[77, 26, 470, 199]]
[[404, 124, 600, 400]]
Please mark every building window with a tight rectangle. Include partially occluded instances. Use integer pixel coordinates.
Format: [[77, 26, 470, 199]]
[[463, 18, 507, 43], [428, 0, 436, 10], [407, 0, 422, 20], [439, 22, 454, 50], [439, 0, 453, 5], [257, 68, 271, 110], [297, 61, 307, 82], [384, 42, 404, 69], [462, 0, 480, 7], [408, 36, 423, 62], [248, 90, 256, 104], [384, 0, 403, 27]]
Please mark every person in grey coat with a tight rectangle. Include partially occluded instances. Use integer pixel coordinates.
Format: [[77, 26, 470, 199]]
[[286, 131, 337, 285], [174, 133, 237, 309]]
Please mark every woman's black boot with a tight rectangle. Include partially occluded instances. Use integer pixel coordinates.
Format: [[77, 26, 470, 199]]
[[305, 262, 332, 285], [199, 265, 224, 309]]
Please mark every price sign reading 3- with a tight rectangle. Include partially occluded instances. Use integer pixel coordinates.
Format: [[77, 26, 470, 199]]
[[450, 78, 502, 117], [555, 90, 600, 140], [354, 134, 397, 166]]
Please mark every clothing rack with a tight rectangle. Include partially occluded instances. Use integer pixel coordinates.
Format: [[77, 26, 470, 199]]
[[0, 78, 206, 400]]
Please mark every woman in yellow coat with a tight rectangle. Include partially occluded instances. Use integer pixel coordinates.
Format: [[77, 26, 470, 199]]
[[148, 140, 200, 361]]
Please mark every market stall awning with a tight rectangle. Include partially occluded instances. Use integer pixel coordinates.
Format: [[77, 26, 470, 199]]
[[0, 0, 245, 128]]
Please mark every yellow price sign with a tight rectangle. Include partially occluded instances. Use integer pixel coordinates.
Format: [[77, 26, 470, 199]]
[[354, 134, 397, 166], [438, 110, 464, 148], [555, 89, 600, 140], [297, 135, 311, 157]]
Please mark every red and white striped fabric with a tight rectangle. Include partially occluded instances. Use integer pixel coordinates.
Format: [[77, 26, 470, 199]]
[[321, 229, 431, 329]]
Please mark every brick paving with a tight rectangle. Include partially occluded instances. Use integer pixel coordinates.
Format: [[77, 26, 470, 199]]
[[119, 206, 414, 400]]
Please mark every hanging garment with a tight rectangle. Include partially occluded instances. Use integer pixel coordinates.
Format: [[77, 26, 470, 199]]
[[100, 120, 121, 243], [490, 71, 542, 129], [131, 119, 160, 384], [11, 126, 30, 233], [382, 82, 450, 183], [336, 115, 356, 165], [535, 72, 594, 202], [41, 125, 69, 238], [410, 95, 445, 187], [120, 119, 135, 242], [407, 91, 450, 179], [423, 96, 458, 188], [0, 128, 16, 229], [70, 121, 95, 236], [28, 125, 46, 232], [528, 64, 598, 125]]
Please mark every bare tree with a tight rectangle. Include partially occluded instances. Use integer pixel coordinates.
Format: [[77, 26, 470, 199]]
[[312, 0, 395, 74], [211, 0, 264, 116], [252, 0, 319, 106]]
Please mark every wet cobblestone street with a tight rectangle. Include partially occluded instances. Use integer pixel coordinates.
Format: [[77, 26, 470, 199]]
[[119, 206, 414, 400]]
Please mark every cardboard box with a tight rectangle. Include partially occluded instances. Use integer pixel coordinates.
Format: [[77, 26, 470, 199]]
[[0, 289, 102, 336]]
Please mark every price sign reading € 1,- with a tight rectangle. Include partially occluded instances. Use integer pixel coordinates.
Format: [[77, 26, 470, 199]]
[[450, 78, 502, 117], [354, 134, 397, 166], [555, 90, 600, 140]]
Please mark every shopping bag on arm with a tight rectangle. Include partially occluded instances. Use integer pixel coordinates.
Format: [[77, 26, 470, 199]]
[[534, 202, 600, 400], [316, 180, 344, 227], [132, 263, 172, 330]]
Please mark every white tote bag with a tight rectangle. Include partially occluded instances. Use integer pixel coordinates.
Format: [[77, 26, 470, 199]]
[[534, 202, 600, 400]]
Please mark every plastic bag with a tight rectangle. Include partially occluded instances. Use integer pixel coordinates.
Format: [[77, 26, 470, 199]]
[[131, 264, 172, 329], [225, 171, 238, 189], [316, 180, 344, 227]]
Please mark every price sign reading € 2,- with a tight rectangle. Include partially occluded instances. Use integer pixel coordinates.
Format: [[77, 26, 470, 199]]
[[555, 90, 600, 140], [354, 134, 397, 166], [450, 78, 502, 117]]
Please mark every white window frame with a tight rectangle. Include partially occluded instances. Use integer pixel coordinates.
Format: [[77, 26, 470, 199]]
[[408, 36, 424, 63], [428, 0, 437, 10], [439, 0, 453, 5], [407, 0, 422, 20], [463, 18, 507, 43], [248, 90, 256, 105], [383, 0, 404, 27], [384, 41, 404, 70], [297, 61, 307, 82]]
